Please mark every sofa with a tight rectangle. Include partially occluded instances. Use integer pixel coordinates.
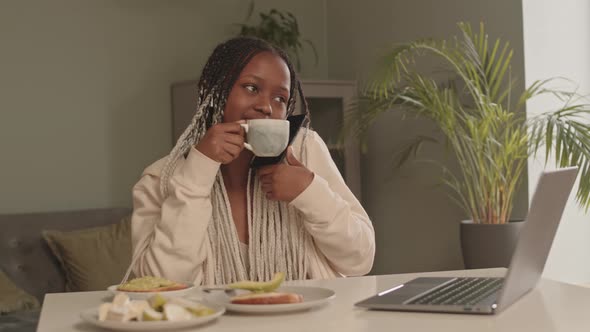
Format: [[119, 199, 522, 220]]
[[0, 207, 132, 332]]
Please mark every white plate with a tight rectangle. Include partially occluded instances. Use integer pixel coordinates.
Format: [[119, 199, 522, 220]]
[[206, 286, 335, 313], [79, 303, 224, 331], [107, 284, 196, 300]]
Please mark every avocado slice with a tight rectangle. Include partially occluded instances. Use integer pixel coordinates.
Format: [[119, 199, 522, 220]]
[[147, 293, 167, 312], [228, 271, 285, 293]]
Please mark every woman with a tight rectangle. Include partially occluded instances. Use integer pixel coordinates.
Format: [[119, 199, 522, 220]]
[[129, 37, 375, 286]]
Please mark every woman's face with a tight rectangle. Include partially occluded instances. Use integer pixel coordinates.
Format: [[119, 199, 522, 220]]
[[223, 51, 291, 122]]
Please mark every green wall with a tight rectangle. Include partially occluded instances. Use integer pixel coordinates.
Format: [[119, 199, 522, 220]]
[[1, 0, 527, 275], [326, 0, 527, 274], [0, 0, 329, 213]]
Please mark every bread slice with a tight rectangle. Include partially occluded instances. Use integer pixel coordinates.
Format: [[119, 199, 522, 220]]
[[117, 276, 188, 292], [231, 292, 303, 305], [120, 283, 188, 293]]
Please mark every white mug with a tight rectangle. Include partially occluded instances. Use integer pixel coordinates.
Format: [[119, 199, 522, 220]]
[[240, 119, 289, 157]]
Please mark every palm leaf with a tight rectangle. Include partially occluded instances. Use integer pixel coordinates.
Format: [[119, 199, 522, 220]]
[[352, 21, 590, 223]]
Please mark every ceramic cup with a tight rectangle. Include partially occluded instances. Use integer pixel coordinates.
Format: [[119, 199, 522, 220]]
[[240, 119, 289, 157]]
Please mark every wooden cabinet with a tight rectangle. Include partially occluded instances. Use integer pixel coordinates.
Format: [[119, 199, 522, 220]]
[[298, 80, 361, 200], [170, 79, 361, 200]]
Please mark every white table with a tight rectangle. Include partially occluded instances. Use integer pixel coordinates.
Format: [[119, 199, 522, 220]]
[[37, 268, 590, 332]]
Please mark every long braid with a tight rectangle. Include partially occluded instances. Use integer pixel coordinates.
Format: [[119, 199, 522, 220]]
[[157, 37, 315, 285]]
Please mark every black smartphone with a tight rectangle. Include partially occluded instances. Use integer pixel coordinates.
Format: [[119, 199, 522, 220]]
[[250, 114, 308, 169]]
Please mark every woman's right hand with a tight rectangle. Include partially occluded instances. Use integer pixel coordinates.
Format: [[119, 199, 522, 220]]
[[195, 121, 245, 164]]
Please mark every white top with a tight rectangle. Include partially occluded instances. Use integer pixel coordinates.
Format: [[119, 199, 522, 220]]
[[130, 129, 375, 285], [36, 268, 590, 332]]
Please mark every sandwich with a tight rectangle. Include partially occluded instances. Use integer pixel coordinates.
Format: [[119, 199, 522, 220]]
[[230, 292, 303, 305], [227, 272, 304, 305]]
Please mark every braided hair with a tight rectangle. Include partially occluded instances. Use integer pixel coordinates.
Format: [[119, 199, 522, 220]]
[[155, 37, 317, 284], [160, 37, 309, 198]]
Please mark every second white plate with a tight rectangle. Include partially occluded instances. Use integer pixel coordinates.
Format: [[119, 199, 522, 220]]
[[80, 302, 224, 331], [206, 286, 335, 313]]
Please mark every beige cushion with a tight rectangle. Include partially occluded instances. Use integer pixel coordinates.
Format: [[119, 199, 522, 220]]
[[42, 216, 132, 292], [0, 269, 40, 314]]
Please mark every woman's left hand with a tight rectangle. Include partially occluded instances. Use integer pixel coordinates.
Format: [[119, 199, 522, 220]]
[[257, 147, 314, 202]]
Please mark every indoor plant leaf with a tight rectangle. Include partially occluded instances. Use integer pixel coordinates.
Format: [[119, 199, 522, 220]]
[[352, 22, 590, 224]]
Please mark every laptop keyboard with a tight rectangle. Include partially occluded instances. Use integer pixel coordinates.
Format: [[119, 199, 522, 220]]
[[406, 277, 504, 306]]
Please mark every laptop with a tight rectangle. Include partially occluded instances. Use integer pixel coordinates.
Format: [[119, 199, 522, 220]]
[[355, 167, 579, 314]]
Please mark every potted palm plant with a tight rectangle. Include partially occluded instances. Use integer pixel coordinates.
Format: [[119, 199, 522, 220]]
[[349, 22, 590, 268]]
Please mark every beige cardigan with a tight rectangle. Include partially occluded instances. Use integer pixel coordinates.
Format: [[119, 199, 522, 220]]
[[130, 129, 375, 285]]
